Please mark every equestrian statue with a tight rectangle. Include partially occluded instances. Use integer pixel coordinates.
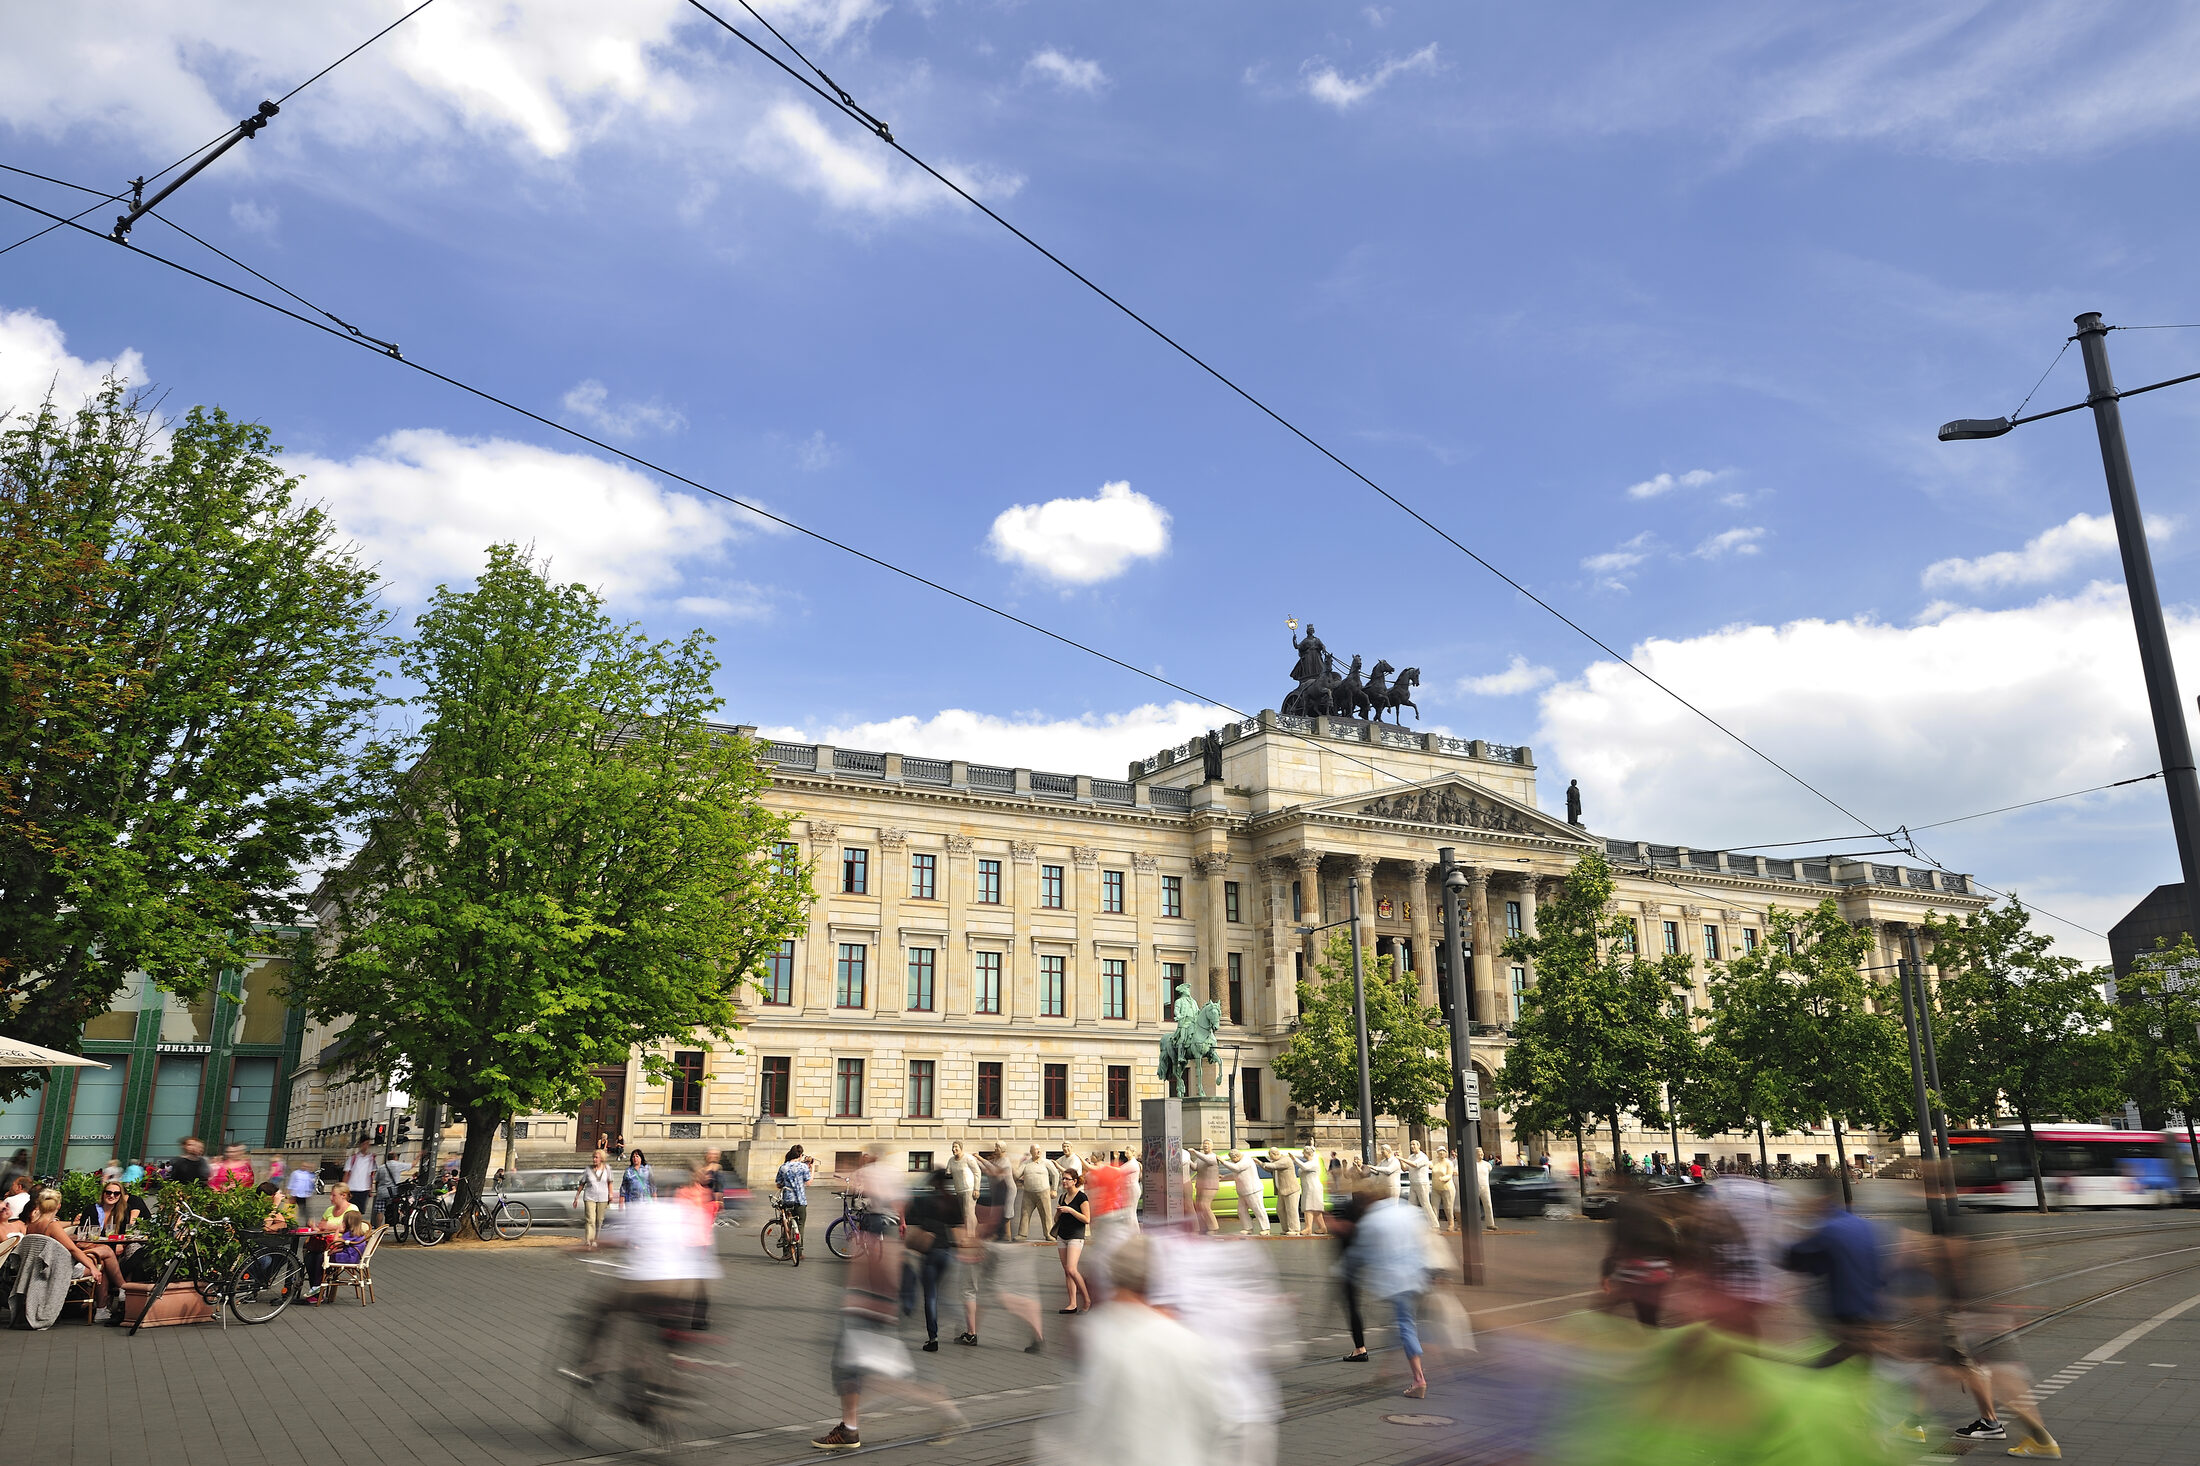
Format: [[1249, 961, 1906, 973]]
[[1280, 623, 1421, 723], [1158, 990, 1223, 1097]]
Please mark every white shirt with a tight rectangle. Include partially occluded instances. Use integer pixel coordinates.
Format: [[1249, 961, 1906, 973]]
[[1055, 1301, 1226, 1466], [3, 1192, 28, 1221], [613, 1192, 721, 1281], [345, 1153, 375, 1192]]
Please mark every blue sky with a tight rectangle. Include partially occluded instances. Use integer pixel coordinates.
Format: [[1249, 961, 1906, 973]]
[[9, 2, 2200, 957]]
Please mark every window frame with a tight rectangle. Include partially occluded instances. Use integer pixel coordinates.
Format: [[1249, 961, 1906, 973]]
[[1702, 924, 1721, 961], [1662, 920, 1681, 956], [1224, 880, 1241, 924], [909, 852, 937, 901], [976, 1060, 1004, 1119], [905, 1059, 936, 1119], [1510, 965, 1528, 1023], [1226, 951, 1243, 1026], [1106, 1064, 1131, 1122], [1039, 953, 1066, 1017], [977, 858, 1002, 905], [1241, 1065, 1263, 1122], [842, 847, 869, 895], [833, 1057, 865, 1118], [973, 950, 1003, 1015], [759, 1056, 791, 1118], [906, 947, 935, 1012], [1042, 1062, 1069, 1122], [762, 939, 795, 1005], [1040, 863, 1065, 909], [771, 841, 800, 879], [669, 1049, 706, 1115], [1102, 869, 1125, 914], [1742, 928, 1759, 953], [835, 943, 867, 1008], [1163, 961, 1186, 1012], [1160, 874, 1183, 919], [1102, 958, 1127, 1020], [1505, 899, 1523, 938]]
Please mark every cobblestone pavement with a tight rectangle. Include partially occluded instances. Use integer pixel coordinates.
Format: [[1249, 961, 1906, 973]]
[[6, 1198, 2199, 1466]]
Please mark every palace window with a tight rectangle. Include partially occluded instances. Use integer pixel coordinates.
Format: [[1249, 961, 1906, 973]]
[[1702, 925, 1721, 961], [1742, 928, 1759, 954], [1506, 900, 1523, 938], [1227, 953, 1243, 1026], [670, 1050, 705, 1115], [907, 948, 935, 1012], [1161, 875, 1183, 918], [909, 852, 936, 901], [833, 1058, 864, 1117], [1510, 966, 1528, 1023], [842, 847, 868, 895], [1106, 1065, 1131, 1121], [771, 841, 800, 879], [762, 940, 795, 1005], [1291, 881, 1303, 920], [759, 1056, 790, 1118], [974, 951, 1002, 1015], [1662, 921, 1681, 956], [1224, 881, 1241, 923], [835, 944, 867, 1008], [1041, 864, 1065, 909], [978, 859, 1002, 905], [1103, 869, 1125, 913], [1040, 955, 1066, 1017], [977, 1061, 1003, 1119], [906, 1060, 935, 1119], [1043, 1063, 1069, 1121], [1103, 959, 1127, 1019], [1621, 919, 1640, 954], [1163, 961, 1187, 1011], [1242, 1067, 1263, 1122]]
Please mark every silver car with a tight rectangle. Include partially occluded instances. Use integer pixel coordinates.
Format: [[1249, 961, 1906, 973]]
[[496, 1167, 590, 1226]]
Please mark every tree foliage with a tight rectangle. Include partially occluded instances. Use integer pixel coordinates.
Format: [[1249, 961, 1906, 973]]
[[293, 545, 811, 1203], [2110, 934, 2200, 1160], [1495, 852, 1695, 1176], [1925, 900, 2130, 1211], [0, 386, 386, 1093], [1271, 931, 1450, 1131]]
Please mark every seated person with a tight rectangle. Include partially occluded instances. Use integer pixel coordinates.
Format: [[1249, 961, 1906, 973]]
[[24, 1189, 123, 1323], [256, 1181, 298, 1232], [76, 1180, 153, 1236], [2, 1175, 32, 1236], [328, 1211, 371, 1266], [304, 1184, 362, 1297]]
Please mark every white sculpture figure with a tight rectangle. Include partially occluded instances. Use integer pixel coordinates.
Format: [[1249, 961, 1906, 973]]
[[1219, 1149, 1269, 1235], [1295, 1147, 1327, 1236], [1475, 1147, 1498, 1232], [1431, 1146, 1459, 1231], [1403, 1145, 1434, 1217], [949, 1140, 980, 1232], [1369, 1145, 1402, 1201], [1266, 1149, 1301, 1235], [1017, 1146, 1057, 1241], [1183, 1146, 1222, 1234]]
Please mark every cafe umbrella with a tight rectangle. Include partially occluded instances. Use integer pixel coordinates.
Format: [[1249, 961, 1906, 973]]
[[0, 1035, 109, 1068]]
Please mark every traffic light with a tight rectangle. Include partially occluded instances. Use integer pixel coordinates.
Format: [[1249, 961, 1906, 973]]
[[373, 1123, 388, 1147], [393, 1112, 412, 1149]]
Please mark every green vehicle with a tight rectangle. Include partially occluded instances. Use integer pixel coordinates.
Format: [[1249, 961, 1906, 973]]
[[1211, 1176, 1279, 1223]]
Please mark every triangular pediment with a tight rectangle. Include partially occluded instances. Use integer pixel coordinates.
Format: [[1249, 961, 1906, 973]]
[[1292, 775, 1595, 846]]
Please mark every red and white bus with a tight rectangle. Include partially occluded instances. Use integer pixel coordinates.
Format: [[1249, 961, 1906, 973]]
[[1949, 1125, 2199, 1209]]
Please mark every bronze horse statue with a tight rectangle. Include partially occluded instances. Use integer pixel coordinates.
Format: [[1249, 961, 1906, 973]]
[[1284, 653, 1371, 718], [1376, 666, 1421, 723]]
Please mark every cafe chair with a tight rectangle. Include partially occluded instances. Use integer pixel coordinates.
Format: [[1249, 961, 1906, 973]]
[[323, 1225, 389, 1306]]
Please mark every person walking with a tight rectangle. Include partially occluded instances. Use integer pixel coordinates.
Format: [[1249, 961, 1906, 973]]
[[575, 1148, 615, 1247], [1330, 1182, 1374, 1364], [372, 1150, 407, 1228], [1267, 1149, 1301, 1235], [1055, 1170, 1092, 1313], [344, 1140, 376, 1213], [1045, 1234, 1224, 1466], [903, 1168, 960, 1351], [957, 1148, 1045, 1353], [1297, 1147, 1327, 1236], [210, 1143, 256, 1191], [1352, 1185, 1434, 1398], [622, 1149, 654, 1203], [1015, 1147, 1055, 1242], [168, 1137, 211, 1186], [1220, 1150, 1268, 1236], [812, 1173, 965, 1449], [285, 1153, 320, 1224]]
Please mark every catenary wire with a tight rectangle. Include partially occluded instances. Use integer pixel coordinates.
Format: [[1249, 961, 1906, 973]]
[[1722, 771, 2165, 850], [2009, 337, 2072, 421], [143, 209, 401, 355], [272, 0, 438, 106], [676, 0, 1892, 848], [0, 184, 2124, 941]]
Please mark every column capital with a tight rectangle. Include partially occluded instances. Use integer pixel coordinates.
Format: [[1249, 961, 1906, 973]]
[[806, 820, 840, 847], [942, 834, 972, 853], [1071, 846, 1099, 866], [1193, 851, 1230, 878], [877, 827, 908, 851], [1291, 848, 1324, 874], [1401, 857, 1434, 881], [1349, 854, 1378, 881]]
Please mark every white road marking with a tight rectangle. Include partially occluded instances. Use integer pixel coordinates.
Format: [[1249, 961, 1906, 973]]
[[2081, 1288, 2200, 1362]]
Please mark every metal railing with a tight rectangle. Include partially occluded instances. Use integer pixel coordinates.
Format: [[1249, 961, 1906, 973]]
[[902, 756, 951, 786], [1431, 735, 1471, 755], [1486, 743, 1523, 763], [968, 764, 1015, 792], [836, 749, 886, 778], [1031, 772, 1077, 799]]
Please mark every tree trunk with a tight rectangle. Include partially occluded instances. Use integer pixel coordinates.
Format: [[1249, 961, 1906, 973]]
[[2018, 1106, 2048, 1213], [416, 1097, 442, 1186], [1574, 1125, 1589, 1215], [1610, 1112, 1625, 1175], [456, 1099, 507, 1224], [1830, 1117, 1852, 1207], [1756, 1116, 1769, 1178]]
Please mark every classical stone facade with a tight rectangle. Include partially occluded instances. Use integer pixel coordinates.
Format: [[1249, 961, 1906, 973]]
[[511, 711, 1985, 1181]]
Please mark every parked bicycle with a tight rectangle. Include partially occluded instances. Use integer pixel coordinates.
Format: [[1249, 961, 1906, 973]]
[[759, 1198, 803, 1265], [413, 1180, 533, 1245], [128, 1202, 302, 1335], [824, 1190, 902, 1261]]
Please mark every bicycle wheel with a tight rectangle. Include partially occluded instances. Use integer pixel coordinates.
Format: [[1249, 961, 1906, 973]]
[[128, 1255, 182, 1337], [411, 1202, 449, 1246], [495, 1200, 533, 1240], [824, 1216, 857, 1260], [760, 1218, 789, 1260], [544, 1307, 681, 1452], [229, 1249, 302, 1323]]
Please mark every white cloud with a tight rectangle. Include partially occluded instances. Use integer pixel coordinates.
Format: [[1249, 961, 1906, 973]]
[[1301, 43, 1439, 110], [561, 379, 686, 439], [1460, 656, 1556, 697], [1626, 467, 1724, 500], [1025, 48, 1107, 94], [228, 199, 279, 236], [1533, 583, 2200, 958], [742, 100, 1024, 217], [293, 429, 738, 604], [1693, 526, 1766, 559], [760, 700, 1232, 776], [0, 307, 146, 420], [674, 587, 773, 621], [1581, 531, 1657, 584], [986, 480, 1171, 585], [1921, 511, 2174, 593]]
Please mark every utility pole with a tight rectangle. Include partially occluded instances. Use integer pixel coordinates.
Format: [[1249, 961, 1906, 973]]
[[1439, 848, 1485, 1284], [2074, 313, 2200, 941], [1896, 958, 1945, 1234], [1347, 877, 1376, 1166], [1903, 927, 1951, 1165]]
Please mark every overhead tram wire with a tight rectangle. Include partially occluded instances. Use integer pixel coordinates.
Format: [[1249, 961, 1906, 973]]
[[1721, 771, 2167, 851], [0, 0, 436, 256], [678, 0, 1890, 850], [0, 184, 1490, 807]]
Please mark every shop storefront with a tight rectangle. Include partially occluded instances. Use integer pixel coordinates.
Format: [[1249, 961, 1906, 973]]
[[0, 938, 307, 1174]]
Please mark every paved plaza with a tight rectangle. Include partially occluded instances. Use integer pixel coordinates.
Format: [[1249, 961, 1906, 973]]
[[5, 1192, 2199, 1466]]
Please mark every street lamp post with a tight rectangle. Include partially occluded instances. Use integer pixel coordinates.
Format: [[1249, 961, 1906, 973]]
[[1944, 313, 2200, 939]]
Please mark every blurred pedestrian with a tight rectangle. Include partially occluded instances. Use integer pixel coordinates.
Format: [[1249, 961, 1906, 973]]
[[812, 1167, 964, 1450], [285, 1153, 319, 1223], [956, 1148, 1045, 1353], [169, 1136, 211, 1186], [1601, 1185, 1681, 1326], [1933, 1233, 2062, 1457], [1351, 1184, 1433, 1397], [904, 1167, 959, 1350], [1330, 1181, 1374, 1363], [1045, 1234, 1224, 1466], [210, 1143, 255, 1191], [1084, 1152, 1133, 1298], [1152, 1230, 1289, 1466], [1781, 1180, 1886, 1367], [344, 1138, 375, 1207]]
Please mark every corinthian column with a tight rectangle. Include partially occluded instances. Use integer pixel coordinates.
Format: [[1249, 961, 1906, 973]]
[[1466, 867, 1495, 1027], [1404, 860, 1435, 1005]]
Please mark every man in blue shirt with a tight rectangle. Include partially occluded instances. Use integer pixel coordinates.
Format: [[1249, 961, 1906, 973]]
[[1782, 1185, 1885, 1366]]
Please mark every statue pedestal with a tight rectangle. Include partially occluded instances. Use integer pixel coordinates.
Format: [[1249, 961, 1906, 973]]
[[1140, 1096, 1233, 1228]]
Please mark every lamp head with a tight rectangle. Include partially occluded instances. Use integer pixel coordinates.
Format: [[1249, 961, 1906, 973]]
[[1939, 417, 2014, 442]]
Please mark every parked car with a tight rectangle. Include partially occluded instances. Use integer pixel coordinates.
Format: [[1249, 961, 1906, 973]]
[[1488, 1164, 1567, 1218], [1579, 1173, 1705, 1219], [497, 1167, 589, 1225]]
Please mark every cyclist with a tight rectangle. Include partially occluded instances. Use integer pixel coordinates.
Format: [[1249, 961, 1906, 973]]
[[775, 1144, 814, 1242], [579, 1187, 722, 1409]]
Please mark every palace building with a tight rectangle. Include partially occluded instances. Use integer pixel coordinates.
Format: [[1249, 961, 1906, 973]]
[[468, 702, 1984, 1182]]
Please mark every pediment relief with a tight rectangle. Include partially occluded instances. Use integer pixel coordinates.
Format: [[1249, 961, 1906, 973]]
[[1292, 776, 1592, 845]]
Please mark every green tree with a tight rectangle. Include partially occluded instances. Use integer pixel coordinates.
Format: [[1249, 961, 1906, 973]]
[[1677, 940, 1807, 1177], [0, 386, 386, 1091], [1777, 902, 1912, 1203], [1496, 851, 1693, 1196], [1271, 931, 1450, 1136], [2113, 934, 2200, 1178], [1925, 901, 2131, 1212], [293, 545, 812, 1206]]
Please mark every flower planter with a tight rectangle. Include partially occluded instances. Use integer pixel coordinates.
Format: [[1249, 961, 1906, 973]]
[[120, 1280, 216, 1329]]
